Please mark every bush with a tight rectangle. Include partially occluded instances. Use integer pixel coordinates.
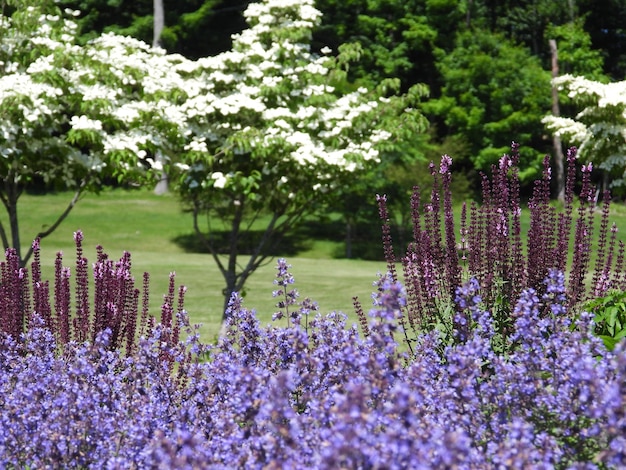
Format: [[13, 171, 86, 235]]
[[584, 289, 626, 351], [371, 143, 626, 354], [0, 260, 625, 467], [1, 142, 626, 466], [0, 230, 185, 357]]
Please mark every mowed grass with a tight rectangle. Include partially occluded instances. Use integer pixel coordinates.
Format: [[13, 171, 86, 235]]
[[7, 188, 385, 342]]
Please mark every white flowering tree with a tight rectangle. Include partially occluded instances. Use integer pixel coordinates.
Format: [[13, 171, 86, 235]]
[[0, 0, 165, 265], [3, 0, 426, 315], [109, 0, 428, 316], [543, 75, 626, 189]]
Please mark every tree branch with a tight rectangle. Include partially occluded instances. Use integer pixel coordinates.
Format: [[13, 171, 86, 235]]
[[21, 179, 89, 265], [235, 194, 318, 292]]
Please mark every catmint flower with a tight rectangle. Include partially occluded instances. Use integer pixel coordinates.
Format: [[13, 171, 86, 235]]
[[370, 272, 406, 320]]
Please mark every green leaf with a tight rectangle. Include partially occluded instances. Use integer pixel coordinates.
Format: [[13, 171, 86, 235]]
[[614, 328, 626, 341], [598, 334, 620, 352]]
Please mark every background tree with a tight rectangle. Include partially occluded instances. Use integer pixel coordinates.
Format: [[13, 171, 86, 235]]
[[424, 29, 551, 183], [543, 75, 626, 193], [0, 0, 161, 265], [104, 0, 428, 316]]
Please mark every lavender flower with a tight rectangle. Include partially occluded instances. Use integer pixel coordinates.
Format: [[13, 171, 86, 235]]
[[0, 234, 624, 467], [272, 258, 299, 323]]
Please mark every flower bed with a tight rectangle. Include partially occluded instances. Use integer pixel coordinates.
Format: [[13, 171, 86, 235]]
[[0, 260, 625, 468]]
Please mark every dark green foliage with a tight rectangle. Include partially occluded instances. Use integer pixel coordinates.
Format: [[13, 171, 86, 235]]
[[470, 0, 576, 55], [56, 0, 153, 42], [545, 19, 606, 80], [313, 0, 443, 91], [577, 0, 626, 80], [424, 30, 551, 184]]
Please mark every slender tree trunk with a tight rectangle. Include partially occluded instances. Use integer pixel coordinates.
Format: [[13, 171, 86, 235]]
[[345, 219, 353, 259], [550, 39, 566, 203], [152, 0, 169, 195], [6, 181, 21, 263], [567, 0, 576, 21], [153, 0, 164, 47], [153, 151, 169, 195], [0, 168, 23, 264]]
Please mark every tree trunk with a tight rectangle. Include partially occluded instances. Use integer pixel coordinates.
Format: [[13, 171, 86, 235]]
[[153, 150, 169, 195], [550, 39, 566, 203], [152, 0, 169, 195], [0, 167, 23, 264], [153, 0, 164, 47], [567, 0, 576, 21], [7, 182, 21, 264], [345, 220, 353, 259], [193, 194, 312, 326]]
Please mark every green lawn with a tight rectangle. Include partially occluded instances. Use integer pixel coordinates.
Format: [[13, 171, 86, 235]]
[[7, 188, 385, 342]]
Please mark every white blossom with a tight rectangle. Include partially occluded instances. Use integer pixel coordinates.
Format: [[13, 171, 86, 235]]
[[145, 157, 162, 170], [184, 139, 208, 153], [26, 55, 55, 74], [70, 115, 103, 131], [5, 0, 410, 205], [211, 172, 228, 189], [64, 8, 81, 17], [546, 74, 626, 182]]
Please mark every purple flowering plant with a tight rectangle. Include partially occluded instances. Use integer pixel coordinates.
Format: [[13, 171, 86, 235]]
[[1, 254, 626, 467], [373, 143, 626, 354], [0, 230, 186, 358], [1, 145, 626, 466]]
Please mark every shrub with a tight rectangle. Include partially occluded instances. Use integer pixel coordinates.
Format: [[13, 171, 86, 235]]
[[0, 230, 185, 357], [2, 143, 626, 466], [1, 260, 625, 467], [371, 143, 626, 353]]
